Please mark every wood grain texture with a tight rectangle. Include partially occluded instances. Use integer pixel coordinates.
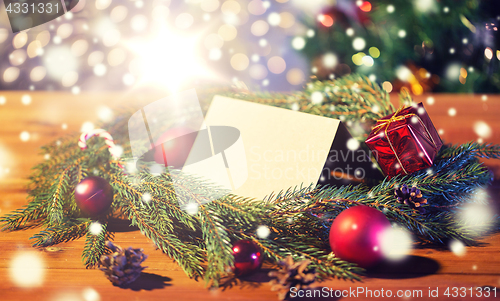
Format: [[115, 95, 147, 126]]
[[0, 92, 499, 301]]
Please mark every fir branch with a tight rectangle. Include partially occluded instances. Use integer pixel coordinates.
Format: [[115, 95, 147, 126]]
[[83, 222, 110, 268], [242, 235, 363, 281], [47, 168, 71, 226], [170, 177, 234, 287], [0, 200, 47, 230], [108, 171, 206, 279], [31, 218, 91, 247], [440, 142, 500, 160]]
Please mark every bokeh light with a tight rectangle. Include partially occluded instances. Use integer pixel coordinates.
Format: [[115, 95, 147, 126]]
[[30, 66, 47, 82], [267, 56, 286, 74], [380, 227, 413, 262], [13, 32, 28, 49], [3, 67, 20, 83], [251, 20, 269, 36], [231, 53, 250, 71], [9, 252, 45, 288], [456, 200, 495, 236], [44, 47, 78, 79], [218, 24, 238, 41], [449, 240, 466, 257], [256, 225, 270, 239], [352, 37, 366, 51], [286, 68, 305, 85], [473, 121, 492, 139]]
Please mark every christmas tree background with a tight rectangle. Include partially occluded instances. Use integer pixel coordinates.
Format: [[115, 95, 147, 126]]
[[301, 0, 500, 93], [0, 0, 498, 93]]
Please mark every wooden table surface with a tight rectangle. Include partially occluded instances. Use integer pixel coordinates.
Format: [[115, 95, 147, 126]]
[[0, 91, 499, 301]]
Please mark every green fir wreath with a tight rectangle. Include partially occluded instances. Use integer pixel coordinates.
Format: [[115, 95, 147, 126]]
[[1, 74, 499, 287]]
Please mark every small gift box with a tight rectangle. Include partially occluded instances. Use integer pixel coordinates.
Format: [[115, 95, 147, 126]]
[[365, 103, 443, 178]]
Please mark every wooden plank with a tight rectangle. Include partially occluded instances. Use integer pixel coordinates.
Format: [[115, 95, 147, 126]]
[[0, 92, 499, 300]]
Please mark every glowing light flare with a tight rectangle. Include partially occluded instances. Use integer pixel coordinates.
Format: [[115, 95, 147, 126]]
[[13, 32, 28, 49], [251, 20, 269, 36], [380, 227, 413, 261], [125, 28, 216, 92], [97, 106, 113, 122], [414, 0, 437, 13], [318, 14, 334, 27], [9, 252, 45, 288], [456, 202, 495, 236], [382, 81, 393, 93], [359, 1, 372, 12], [0, 28, 8, 43], [449, 240, 466, 257], [268, 12, 281, 26], [89, 222, 103, 235], [21, 94, 31, 105], [485, 47, 493, 60], [81, 121, 95, 133], [279, 12, 295, 28], [249, 64, 267, 80], [352, 52, 365, 65], [71, 40, 89, 57], [9, 49, 27, 66], [248, 0, 267, 15], [218, 24, 237, 41], [36, 31, 51, 47], [347, 138, 360, 150], [221, 0, 240, 15], [43, 46, 78, 79], [131, 15, 149, 32], [286, 68, 304, 85], [3, 67, 20, 83], [107, 48, 126, 66], [267, 56, 286, 74], [184, 202, 199, 215], [110, 6, 128, 23], [82, 287, 101, 301], [95, 0, 112, 10], [362, 55, 374, 67], [473, 121, 492, 139], [310, 91, 324, 104], [352, 37, 366, 50], [201, 0, 219, 12], [57, 23, 73, 39], [291, 37, 305, 50], [231, 53, 249, 71], [256, 225, 270, 238], [369, 47, 380, 58]]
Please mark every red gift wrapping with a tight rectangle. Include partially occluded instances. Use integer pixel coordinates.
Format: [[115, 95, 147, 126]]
[[365, 103, 443, 178]]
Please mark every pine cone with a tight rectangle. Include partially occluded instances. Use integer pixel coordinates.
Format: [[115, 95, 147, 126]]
[[268, 256, 317, 300], [99, 241, 148, 286], [395, 184, 428, 213]]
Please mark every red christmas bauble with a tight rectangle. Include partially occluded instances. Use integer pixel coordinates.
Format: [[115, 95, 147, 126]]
[[329, 205, 391, 268], [232, 240, 264, 276], [75, 176, 113, 216], [153, 127, 197, 169]]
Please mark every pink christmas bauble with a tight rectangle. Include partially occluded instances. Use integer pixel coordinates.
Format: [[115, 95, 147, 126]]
[[329, 205, 391, 268], [153, 127, 196, 169]]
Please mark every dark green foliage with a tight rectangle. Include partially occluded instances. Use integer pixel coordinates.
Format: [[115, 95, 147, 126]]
[[1, 74, 499, 286], [300, 0, 500, 92]]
